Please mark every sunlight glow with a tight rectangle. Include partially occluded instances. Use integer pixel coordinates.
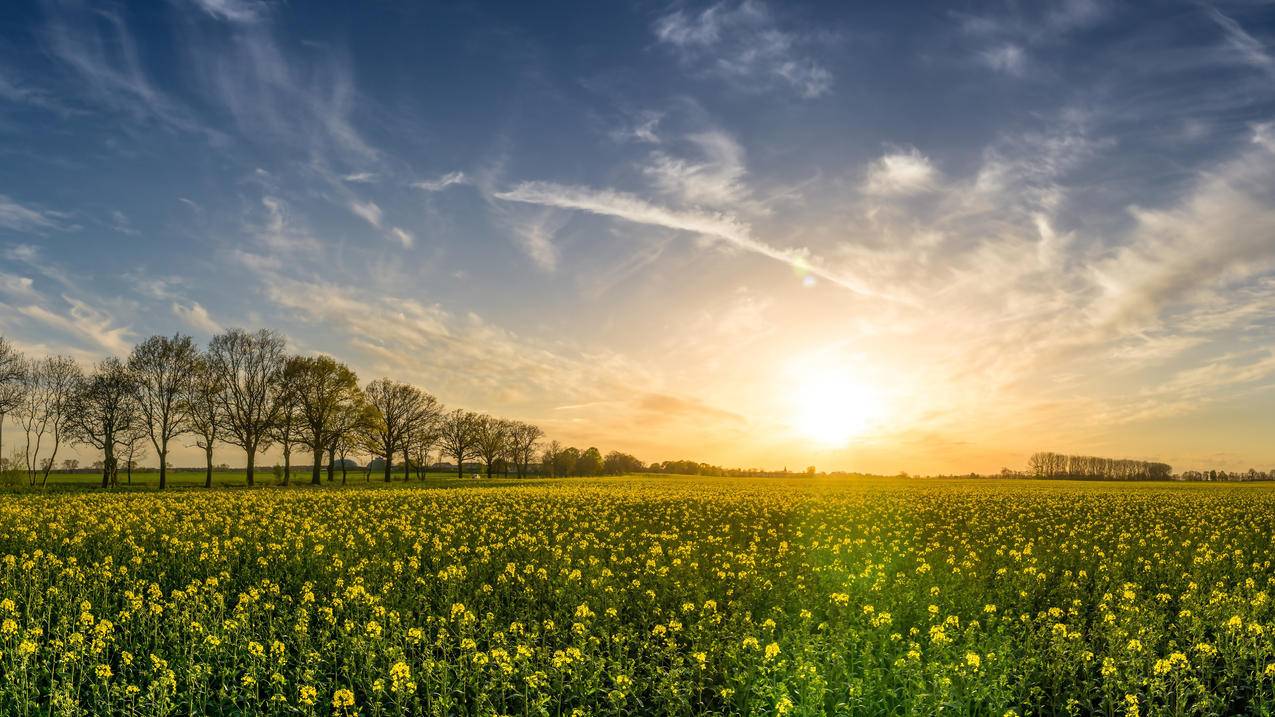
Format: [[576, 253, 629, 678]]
[[790, 368, 885, 446]]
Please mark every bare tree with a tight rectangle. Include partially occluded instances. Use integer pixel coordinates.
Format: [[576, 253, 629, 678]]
[[0, 338, 27, 469], [332, 395, 373, 485], [362, 379, 436, 483], [473, 414, 511, 480], [402, 396, 441, 482], [438, 409, 480, 480], [128, 334, 197, 490], [540, 438, 561, 477], [66, 358, 140, 488], [268, 375, 303, 486], [119, 422, 148, 485], [285, 355, 362, 486], [409, 415, 441, 480], [207, 329, 286, 486], [16, 355, 81, 487], [509, 422, 544, 478], [182, 354, 223, 488]]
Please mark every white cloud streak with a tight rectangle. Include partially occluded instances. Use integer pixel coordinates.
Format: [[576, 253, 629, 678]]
[[412, 171, 468, 192], [0, 194, 67, 231], [494, 181, 898, 301], [349, 200, 383, 229]]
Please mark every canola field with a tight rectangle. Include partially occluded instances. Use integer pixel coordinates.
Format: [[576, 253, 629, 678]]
[[1, 476, 1274, 716]]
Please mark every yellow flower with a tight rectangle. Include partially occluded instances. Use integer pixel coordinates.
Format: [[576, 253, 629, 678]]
[[332, 688, 355, 708], [299, 685, 317, 706], [95, 663, 113, 679], [765, 642, 780, 660]]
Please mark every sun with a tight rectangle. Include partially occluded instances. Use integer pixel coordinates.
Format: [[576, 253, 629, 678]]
[[790, 369, 884, 446]]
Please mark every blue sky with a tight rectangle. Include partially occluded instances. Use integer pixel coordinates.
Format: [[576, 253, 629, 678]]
[[1, 0, 1274, 472]]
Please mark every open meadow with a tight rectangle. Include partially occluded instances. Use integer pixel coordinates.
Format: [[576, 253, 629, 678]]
[[1, 476, 1274, 716]]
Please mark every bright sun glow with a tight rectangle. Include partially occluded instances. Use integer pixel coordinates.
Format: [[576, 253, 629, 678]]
[[791, 369, 885, 446]]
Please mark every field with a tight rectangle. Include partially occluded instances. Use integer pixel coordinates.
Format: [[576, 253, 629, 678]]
[[1, 477, 1275, 716], [17, 471, 473, 491]]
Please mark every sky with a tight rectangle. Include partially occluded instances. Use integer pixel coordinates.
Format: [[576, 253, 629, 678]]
[[0, 0, 1274, 474]]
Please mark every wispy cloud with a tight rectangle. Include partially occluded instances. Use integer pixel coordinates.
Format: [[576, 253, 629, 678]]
[[611, 111, 663, 144], [16, 295, 133, 356], [1208, 8, 1275, 76], [412, 171, 468, 192], [980, 44, 1027, 76], [957, 0, 1106, 77], [229, 245, 663, 421], [171, 301, 222, 334], [388, 227, 414, 249], [494, 181, 897, 301], [0, 273, 38, 301], [42, 0, 212, 137], [109, 209, 139, 236], [644, 130, 749, 207], [1093, 127, 1275, 330], [508, 209, 562, 272], [188, 10, 377, 162], [187, 0, 270, 24], [0, 194, 68, 231], [349, 199, 383, 228], [256, 196, 321, 256], [863, 148, 939, 196], [0, 66, 70, 113], [653, 0, 832, 98]]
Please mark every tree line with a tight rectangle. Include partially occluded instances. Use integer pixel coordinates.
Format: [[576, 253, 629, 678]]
[[0, 331, 553, 489], [1025, 452, 1173, 480]]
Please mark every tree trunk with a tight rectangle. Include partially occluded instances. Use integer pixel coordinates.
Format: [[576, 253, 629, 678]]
[[158, 448, 168, 490], [127, 460, 133, 485], [312, 445, 323, 486], [456, 456, 464, 480], [340, 452, 348, 485], [327, 443, 336, 482], [383, 444, 393, 482], [486, 459, 493, 480], [101, 446, 112, 488], [205, 446, 214, 488], [403, 447, 410, 482], [282, 442, 291, 486], [246, 449, 255, 487]]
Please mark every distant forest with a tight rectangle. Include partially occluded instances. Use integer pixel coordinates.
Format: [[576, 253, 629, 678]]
[[1009, 451, 1275, 482]]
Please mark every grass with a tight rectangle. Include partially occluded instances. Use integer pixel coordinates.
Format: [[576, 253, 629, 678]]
[[1, 475, 1274, 715]]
